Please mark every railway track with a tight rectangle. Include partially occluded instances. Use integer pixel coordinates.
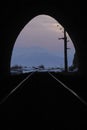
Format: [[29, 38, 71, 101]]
[[0, 72, 87, 106], [0, 72, 34, 104], [0, 71, 87, 122]]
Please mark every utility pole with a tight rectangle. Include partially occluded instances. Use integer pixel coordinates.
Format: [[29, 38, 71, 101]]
[[64, 28, 68, 72], [58, 28, 68, 72]]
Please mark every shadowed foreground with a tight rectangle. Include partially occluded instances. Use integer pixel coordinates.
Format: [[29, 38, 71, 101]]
[[0, 72, 87, 128]]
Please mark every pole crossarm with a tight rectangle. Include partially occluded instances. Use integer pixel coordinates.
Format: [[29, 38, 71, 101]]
[[58, 37, 64, 40]]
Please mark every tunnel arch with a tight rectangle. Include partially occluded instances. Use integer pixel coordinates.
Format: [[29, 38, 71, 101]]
[[10, 14, 76, 73], [0, 2, 86, 79], [11, 12, 78, 56]]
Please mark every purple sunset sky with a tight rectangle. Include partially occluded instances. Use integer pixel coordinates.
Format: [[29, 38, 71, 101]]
[[11, 15, 75, 68]]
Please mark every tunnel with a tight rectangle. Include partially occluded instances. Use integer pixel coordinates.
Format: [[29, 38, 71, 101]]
[[0, 1, 87, 125], [0, 1, 87, 79]]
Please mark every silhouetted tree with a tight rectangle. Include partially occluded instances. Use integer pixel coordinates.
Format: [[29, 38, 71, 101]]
[[73, 52, 78, 68], [69, 52, 78, 71], [38, 65, 45, 69], [11, 65, 23, 70]]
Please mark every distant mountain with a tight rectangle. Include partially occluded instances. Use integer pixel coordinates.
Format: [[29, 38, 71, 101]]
[[11, 46, 72, 68]]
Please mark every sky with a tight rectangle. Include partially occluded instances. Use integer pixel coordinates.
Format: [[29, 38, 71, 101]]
[[11, 15, 75, 68]]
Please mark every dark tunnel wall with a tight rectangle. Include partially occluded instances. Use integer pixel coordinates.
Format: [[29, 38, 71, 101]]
[[0, 1, 87, 79]]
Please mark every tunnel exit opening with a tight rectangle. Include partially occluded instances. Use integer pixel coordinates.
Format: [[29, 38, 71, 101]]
[[10, 14, 78, 75]]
